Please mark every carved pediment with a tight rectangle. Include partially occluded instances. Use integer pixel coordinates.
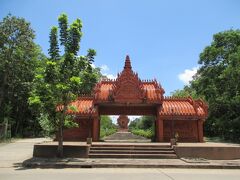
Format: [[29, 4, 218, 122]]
[[93, 55, 164, 104], [113, 80, 144, 103], [112, 55, 145, 103]]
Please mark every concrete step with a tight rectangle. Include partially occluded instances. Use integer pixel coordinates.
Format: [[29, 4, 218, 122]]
[[91, 144, 171, 148], [88, 153, 178, 159], [103, 132, 149, 141], [89, 143, 177, 159], [90, 147, 173, 151], [89, 150, 175, 154]]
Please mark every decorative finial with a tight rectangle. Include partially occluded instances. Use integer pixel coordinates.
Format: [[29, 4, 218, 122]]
[[124, 55, 132, 69]]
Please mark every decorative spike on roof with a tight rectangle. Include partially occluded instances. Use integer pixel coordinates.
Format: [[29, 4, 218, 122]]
[[124, 55, 132, 69], [92, 55, 165, 104]]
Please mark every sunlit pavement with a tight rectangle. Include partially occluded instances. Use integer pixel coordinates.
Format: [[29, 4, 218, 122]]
[[1, 168, 240, 180], [0, 138, 50, 168], [0, 139, 240, 180]]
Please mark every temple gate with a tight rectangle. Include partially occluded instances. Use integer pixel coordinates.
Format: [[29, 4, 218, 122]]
[[62, 55, 208, 142]]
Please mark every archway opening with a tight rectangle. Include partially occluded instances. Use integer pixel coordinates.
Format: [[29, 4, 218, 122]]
[[99, 115, 156, 142]]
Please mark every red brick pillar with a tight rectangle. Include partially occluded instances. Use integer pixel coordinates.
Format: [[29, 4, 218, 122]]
[[156, 106, 164, 142], [156, 116, 164, 142], [92, 117, 100, 141], [155, 117, 159, 141], [197, 119, 204, 142], [157, 118, 164, 142]]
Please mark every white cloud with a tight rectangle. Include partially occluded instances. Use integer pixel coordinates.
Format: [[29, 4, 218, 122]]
[[91, 63, 96, 68], [100, 65, 109, 72], [103, 73, 117, 79], [99, 64, 117, 79], [92, 64, 117, 79], [178, 67, 199, 85]]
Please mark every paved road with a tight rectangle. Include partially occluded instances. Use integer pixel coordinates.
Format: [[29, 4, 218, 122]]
[[0, 138, 240, 180], [0, 168, 240, 180], [0, 138, 49, 168]]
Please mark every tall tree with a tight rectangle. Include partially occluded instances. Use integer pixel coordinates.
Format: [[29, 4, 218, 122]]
[[0, 14, 42, 137], [29, 13, 99, 157], [191, 30, 240, 141], [48, 26, 60, 61], [171, 86, 203, 99]]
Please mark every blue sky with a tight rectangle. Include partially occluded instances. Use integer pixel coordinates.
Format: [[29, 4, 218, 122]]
[[1, 0, 240, 96]]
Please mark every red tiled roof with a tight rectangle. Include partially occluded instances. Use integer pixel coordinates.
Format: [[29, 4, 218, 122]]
[[66, 96, 207, 119], [96, 81, 113, 101], [161, 99, 195, 116], [66, 97, 95, 115], [95, 81, 163, 102], [142, 83, 160, 101], [160, 97, 207, 118]]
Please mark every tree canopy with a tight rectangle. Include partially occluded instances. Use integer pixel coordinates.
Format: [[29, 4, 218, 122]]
[[0, 14, 43, 137], [172, 30, 240, 142], [28, 13, 99, 156], [0, 13, 101, 143]]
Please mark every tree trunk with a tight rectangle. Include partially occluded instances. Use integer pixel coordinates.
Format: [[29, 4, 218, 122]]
[[4, 118, 8, 140], [0, 91, 4, 109], [0, 48, 12, 110], [57, 103, 67, 158], [0, 73, 8, 113]]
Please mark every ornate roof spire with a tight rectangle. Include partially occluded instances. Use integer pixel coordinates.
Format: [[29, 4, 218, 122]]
[[124, 55, 132, 69]]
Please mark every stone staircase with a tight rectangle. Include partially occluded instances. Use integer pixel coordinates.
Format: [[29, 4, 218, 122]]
[[103, 131, 151, 143], [89, 143, 178, 159]]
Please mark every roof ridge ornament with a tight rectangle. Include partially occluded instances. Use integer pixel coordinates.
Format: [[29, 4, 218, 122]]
[[93, 55, 164, 104], [124, 55, 132, 69]]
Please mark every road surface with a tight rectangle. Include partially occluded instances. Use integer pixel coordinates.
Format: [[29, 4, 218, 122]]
[[0, 138, 240, 180], [0, 168, 240, 180]]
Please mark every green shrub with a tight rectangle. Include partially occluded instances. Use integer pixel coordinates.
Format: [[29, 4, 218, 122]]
[[131, 128, 154, 139], [100, 127, 117, 138], [38, 113, 56, 137], [100, 115, 117, 138]]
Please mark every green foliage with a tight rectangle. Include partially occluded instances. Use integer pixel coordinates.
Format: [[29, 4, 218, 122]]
[[67, 19, 82, 55], [48, 26, 60, 60], [68, 105, 78, 112], [38, 113, 56, 137], [129, 116, 155, 130], [86, 49, 96, 63], [70, 76, 81, 84], [131, 129, 154, 139], [28, 95, 41, 106], [171, 86, 204, 100], [64, 115, 78, 129], [30, 13, 99, 131], [28, 13, 100, 156], [100, 116, 117, 138], [177, 30, 240, 142], [58, 13, 68, 47], [129, 116, 155, 140], [0, 14, 44, 137]]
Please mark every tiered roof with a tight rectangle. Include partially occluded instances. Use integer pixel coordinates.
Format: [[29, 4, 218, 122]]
[[94, 55, 164, 104], [93, 80, 163, 103], [64, 55, 208, 120]]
